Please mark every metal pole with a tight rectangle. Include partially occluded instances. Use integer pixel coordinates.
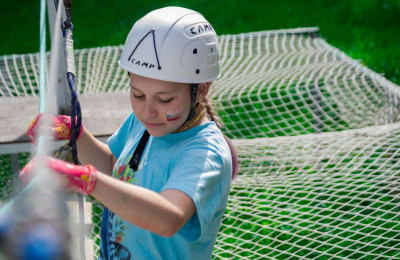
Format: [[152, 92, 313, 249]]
[[46, 0, 71, 115]]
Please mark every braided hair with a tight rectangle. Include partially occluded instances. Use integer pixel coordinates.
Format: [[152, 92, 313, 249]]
[[202, 97, 238, 180]]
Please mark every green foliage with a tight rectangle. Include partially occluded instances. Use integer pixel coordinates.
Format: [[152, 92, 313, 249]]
[[0, 0, 399, 84]]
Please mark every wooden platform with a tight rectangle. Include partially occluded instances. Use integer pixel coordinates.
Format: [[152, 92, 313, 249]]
[[0, 92, 132, 153]]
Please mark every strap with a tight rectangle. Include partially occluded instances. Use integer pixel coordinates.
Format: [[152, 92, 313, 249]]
[[129, 130, 150, 171], [101, 130, 149, 258], [100, 207, 110, 260]]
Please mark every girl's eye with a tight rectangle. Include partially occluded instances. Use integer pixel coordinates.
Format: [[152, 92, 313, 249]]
[[133, 94, 145, 100], [159, 98, 173, 103]]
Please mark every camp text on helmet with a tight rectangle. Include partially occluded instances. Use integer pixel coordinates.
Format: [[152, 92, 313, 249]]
[[184, 23, 215, 38]]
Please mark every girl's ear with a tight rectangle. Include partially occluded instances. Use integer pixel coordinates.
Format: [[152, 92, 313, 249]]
[[196, 82, 211, 103]]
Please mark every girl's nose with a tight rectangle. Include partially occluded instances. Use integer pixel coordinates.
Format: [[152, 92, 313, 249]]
[[142, 100, 157, 118]]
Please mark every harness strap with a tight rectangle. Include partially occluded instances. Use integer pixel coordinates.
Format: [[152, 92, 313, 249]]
[[100, 207, 110, 260], [129, 130, 150, 171], [100, 130, 149, 258]]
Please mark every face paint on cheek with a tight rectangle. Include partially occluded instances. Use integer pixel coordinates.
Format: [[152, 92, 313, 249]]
[[166, 109, 183, 122]]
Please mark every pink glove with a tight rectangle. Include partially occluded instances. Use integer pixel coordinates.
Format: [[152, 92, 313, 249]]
[[27, 113, 83, 143], [20, 156, 97, 196]]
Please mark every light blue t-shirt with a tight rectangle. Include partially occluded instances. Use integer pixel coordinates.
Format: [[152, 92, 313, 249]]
[[99, 113, 232, 260]]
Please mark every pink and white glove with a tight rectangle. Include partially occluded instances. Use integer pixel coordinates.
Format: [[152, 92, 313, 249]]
[[27, 113, 83, 143], [20, 156, 97, 196]]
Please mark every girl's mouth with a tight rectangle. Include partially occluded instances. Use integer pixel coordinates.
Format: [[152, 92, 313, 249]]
[[143, 121, 164, 127]]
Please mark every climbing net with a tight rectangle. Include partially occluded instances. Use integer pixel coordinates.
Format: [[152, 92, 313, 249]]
[[1, 28, 399, 259]]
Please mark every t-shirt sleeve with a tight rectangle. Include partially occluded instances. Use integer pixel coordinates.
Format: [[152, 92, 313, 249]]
[[161, 146, 230, 241], [107, 113, 135, 159]]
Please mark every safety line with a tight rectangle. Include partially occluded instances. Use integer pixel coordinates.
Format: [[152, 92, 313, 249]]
[[39, 0, 46, 113]]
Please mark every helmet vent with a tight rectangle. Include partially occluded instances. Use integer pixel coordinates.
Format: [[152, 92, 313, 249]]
[[193, 48, 198, 54]]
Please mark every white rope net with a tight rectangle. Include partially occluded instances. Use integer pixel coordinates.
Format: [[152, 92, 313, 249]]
[[1, 28, 399, 259]]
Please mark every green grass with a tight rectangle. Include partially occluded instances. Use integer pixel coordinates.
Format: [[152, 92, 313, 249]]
[[0, 0, 399, 84], [212, 148, 400, 259]]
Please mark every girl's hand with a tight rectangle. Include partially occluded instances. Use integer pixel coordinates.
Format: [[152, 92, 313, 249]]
[[27, 113, 83, 143], [20, 156, 97, 196]]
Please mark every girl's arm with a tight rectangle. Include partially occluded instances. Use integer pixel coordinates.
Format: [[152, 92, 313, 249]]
[[77, 128, 116, 176], [91, 172, 196, 237], [20, 154, 195, 237], [77, 130, 194, 236]]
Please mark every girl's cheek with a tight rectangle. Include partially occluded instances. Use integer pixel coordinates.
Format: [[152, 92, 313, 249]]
[[166, 108, 184, 122]]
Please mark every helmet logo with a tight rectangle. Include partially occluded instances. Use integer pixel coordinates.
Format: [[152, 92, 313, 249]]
[[184, 23, 214, 38], [127, 29, 162, 70], [189, 23, 214, 36], [129, 59, 156, 69]]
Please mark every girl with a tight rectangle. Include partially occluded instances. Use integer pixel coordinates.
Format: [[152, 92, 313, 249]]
[[22, 6, 238, 260]]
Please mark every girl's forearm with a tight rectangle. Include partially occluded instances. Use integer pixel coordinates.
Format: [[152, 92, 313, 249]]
[[91, 172, 195, 237], [76, 128, 115, 175]]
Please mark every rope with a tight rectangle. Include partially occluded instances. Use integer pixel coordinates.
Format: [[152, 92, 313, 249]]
[[62, 22, 82, 165], [61, 4, 86, 259], [37, 0, 48, 158], [38, 0, 46, 113]]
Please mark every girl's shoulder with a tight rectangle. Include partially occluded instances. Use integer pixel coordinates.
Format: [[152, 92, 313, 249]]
[[157, 122, 230, 157]]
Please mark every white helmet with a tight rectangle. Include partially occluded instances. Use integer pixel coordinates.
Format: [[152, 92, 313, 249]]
[[119, 6, 220, 83]]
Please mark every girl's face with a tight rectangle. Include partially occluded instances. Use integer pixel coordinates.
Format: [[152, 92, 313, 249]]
[[129, 73, 192, 137]]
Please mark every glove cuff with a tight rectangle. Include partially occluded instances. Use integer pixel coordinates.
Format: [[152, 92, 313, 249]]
[[82, 165, 97, 195]]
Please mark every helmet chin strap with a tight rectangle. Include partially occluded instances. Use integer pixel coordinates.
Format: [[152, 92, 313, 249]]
[[186, 83, 199, 122]]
